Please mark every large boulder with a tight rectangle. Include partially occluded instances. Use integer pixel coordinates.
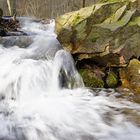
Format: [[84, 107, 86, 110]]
[[55, 0, 140, 91], [55, 0, 140, 67]]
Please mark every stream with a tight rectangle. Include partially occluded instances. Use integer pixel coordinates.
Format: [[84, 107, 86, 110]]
[[0, 18, 140, 140]]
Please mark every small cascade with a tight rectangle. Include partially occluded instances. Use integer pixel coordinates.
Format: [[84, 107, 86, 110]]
[[0, 18, 139, 140]]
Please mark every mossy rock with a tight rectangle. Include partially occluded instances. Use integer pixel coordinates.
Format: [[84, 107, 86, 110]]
[[106, 71, 118, 88], [79, 69, 104, 88]]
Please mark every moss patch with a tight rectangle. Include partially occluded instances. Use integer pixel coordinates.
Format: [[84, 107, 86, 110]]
[[106, 71, 118, 88], [79, 69, 104, 88]]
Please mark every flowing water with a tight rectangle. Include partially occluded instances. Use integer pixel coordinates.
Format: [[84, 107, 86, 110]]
[[0, 18, 140, 140]]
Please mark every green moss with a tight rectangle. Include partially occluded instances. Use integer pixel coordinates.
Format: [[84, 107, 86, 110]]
[[106, 71, 118, 88], [72, 13, 81, 26], [129, 17, 140, 26], [91, 36, 99, 43], [79, 69, 104, 88]]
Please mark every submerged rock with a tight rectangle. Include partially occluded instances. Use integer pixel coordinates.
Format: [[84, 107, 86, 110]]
[[0, 36, 33, 48]]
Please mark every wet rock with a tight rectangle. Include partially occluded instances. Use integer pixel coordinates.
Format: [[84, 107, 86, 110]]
[[0, 15, 20, 37], [0, 27, 6, 36], [56, 0, 140, 67], [79, 69, 104, 88], [119, 59, 140, 94], [0, 36, 33, 48], [0, 9, 6, 36], [106, 71, 118, 88]]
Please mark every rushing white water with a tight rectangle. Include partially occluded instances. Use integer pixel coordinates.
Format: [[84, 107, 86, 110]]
[[0, 19, 140, 140]]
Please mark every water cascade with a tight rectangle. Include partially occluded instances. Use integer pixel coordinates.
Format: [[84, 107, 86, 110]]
[[0, 18, 140, 140]]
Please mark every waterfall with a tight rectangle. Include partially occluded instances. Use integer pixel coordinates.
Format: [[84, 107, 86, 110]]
[[0, 18, 139, 140]]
